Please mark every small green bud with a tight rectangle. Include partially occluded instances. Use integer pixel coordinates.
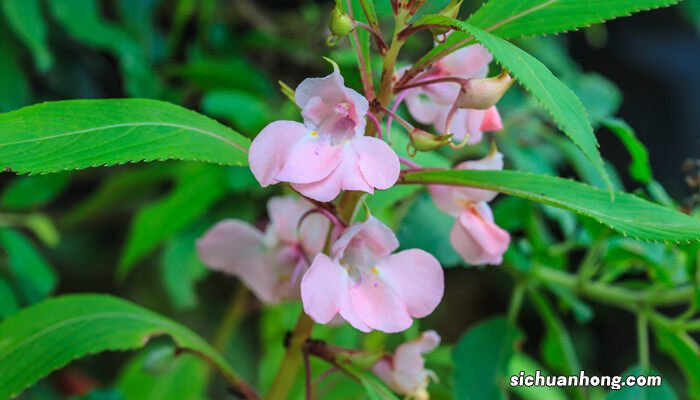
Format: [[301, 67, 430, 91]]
[[327, 1, 354, 46], [409, 129, 453, 152], [430, 0, 463, 39]]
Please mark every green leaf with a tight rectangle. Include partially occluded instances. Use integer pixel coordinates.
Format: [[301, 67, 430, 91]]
[[1, 173, 70, 210], [358, 0, 379, 28], [605, 365, 678, 400], [0, 276, 19, 319], [117, 347, 208, 400], [453, 316, 522, 400], [1, 0, 53, 71], [161, 229, 208, 310], [0, 33, 31, 113], [653, 322, 700, 398], [0, 228, 57, 304], [344, 364, 399, 400], [202, 90, 271, 136], [118, 164, 227, 277], [401, 169, 700, 243], [0, 294, 247, 399], [507, 352, 567, 400], [467, 0, 680, 39], [165, 59, 274, 96], [46, 0, 160, 97], [0, 99, 250, 175], [602, 118, 653, 184], [416, 18, 610, 191]]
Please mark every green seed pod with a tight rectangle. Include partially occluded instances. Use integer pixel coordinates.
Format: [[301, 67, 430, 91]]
[[409, 129, 453, 152]]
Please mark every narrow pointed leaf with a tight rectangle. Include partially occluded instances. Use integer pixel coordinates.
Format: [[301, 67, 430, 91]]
[[411, 17, 610, 191], [0, 99, 250, 175], [401, 169, 700, 243], [0, 294, 249, 399]]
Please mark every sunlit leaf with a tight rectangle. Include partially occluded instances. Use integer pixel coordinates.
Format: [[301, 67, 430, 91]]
[[0, 99, 249, 175], [401, 169, 700, 243], [0, 294, 249, 399]]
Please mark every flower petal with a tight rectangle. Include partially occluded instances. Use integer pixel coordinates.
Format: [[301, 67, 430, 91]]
[[291, 144, 372, 202], [392, 331, 441, 394], [196, 220, 280, 303], [353, 136, 400, 190], [440, 44, 492, 80], [380, 249, 444, 318], [249, 121, 308, 187], [331, 216, 399, 260], [275, 135, 343, 184], [301, 254, 345, 323], [480, 106, 503, 132], [451, 204, 510, 265], [348, 271, 414, 333]]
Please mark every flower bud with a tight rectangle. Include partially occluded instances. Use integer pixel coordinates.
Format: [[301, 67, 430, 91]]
[[430, 0, 463, 40], [455, 69, 514, 110], [409, 129, 453, 153], [327, 0, 354, 46]]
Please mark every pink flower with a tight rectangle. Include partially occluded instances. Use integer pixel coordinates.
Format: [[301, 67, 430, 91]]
[[196, 196, 329, 304], [300, 217, 444, 333], [249, 65, 400, 202], [429, 151, 510, 265], [403, 45, 503, 144], [372, 331, 440, 399]]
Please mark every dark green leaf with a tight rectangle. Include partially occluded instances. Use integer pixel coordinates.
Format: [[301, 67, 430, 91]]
[[2, 0, 53, 71], [0, 294, 247, 399], [507, 352, 567, 400], [0, 276, 19, 319], [202, 90, 271, 136], [1, 173, 70, 210], [602, 118, 653, 184], [401, 169, 700, 243], [653, 321, 700, 398], [453, 316, 522, 400], [0, 228, 57, 304], [118, 164, 227, 276], [117, 347, 208, 400], [0, 99, 250, 175], [161, 230, 208, 310], [605, 365, 678, 400]]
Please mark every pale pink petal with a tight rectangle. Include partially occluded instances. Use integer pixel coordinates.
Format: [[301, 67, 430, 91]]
[[300, 254, 346, 323], [249, 121, 308, 187], [275, 135, 343, 184], [353, 136, 400, 190], [440, 44, 492, 80], [428, 184, 464, 217], [450, 204, 510, 265], [295, 71, 347, 109], [422, 81, 460, 105], [348, 271, 414, 333], [331, 217, 399, 260], [405, 90, 443, 126], [299, 212, 331, 256], [480, 106, 503, 131], [266, 197, 315, 245], [379, 249, 444, 318], [392, 331, 441, 393], [291, 144, 372, 202], [196, 220, 280, 303], [372, 358, 401, 393], [454, 151, 504, 203]]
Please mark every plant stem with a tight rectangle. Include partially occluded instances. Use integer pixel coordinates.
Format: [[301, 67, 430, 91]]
[[213, 286, 249, 352], [534, 267, 694, 311], [265, 313, 315, 400], [637, 312, 650, 371], [507, 283, 527, 324]]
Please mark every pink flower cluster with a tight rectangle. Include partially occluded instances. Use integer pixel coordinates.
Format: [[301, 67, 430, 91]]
[[429, 150, 511, 265], [373, 330, 441, 399], [198, 46, 512, 336], [402, 45, 504, 145], [249, 63, 400, 202]]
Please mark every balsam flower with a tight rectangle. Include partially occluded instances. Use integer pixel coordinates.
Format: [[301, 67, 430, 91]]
[[197, 196, 328, 304], [429, 151, 510, 265], [403, 44, 503, 144], [249, 65, 400, 202], [301, 217, 444, 333], [372, 331, 441, 400]]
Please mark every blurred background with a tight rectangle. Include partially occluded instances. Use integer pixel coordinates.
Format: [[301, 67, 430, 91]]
[[1, 0, 699, 399]]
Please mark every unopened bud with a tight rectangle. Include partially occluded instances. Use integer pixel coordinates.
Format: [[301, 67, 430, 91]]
[[409, 129, 453, 153], [456, 69, 513, 110], [327, 1, 354, 46], [430, 0, 463, 40]]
